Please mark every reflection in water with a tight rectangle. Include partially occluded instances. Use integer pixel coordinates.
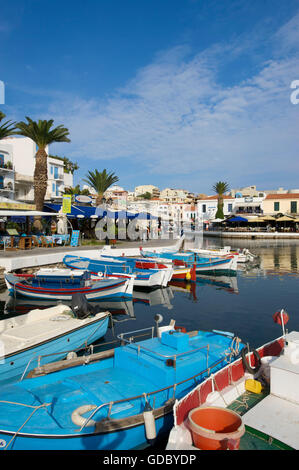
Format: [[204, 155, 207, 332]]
[[203, 238, 299, 277]]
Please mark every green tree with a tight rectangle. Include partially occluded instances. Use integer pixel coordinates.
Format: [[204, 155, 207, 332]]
[[15, 118, 70, 228], [49, 155, 79, 174], [213, 181, 229, 219], [138, 191, 152, 200], [83, 169, 119, 206], [0, 111, 16, 140]]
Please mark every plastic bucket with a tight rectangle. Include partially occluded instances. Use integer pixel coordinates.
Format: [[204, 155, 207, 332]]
[[188, 406, 245, 450]]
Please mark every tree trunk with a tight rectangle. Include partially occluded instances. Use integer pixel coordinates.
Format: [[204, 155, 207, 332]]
[[96, 192, 103, 207], [215, 195, 224, 219], [33, 147, 48, 230]]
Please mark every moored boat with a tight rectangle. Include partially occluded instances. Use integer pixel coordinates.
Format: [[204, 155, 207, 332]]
[[166, 311, 298, 451], [0, 299, 110, 385], [4, 268, 134, 301], [140, 249, 238, 275], [188, 246, 257, 263], [63, 255, 167, 289], [0, 317, 245, 450]]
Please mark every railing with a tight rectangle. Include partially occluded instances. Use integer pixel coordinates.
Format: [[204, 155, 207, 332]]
[[117, 327, 210, 369]]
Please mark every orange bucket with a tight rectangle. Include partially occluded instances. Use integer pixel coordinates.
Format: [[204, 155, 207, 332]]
[[188, 406, 245, 450]]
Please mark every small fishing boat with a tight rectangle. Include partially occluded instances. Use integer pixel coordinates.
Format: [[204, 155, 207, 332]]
[[100, 254, 174, 287], [0, 298, 110, 386], [0, 317, 245, 450], [166, 310, 298, 451], [101, 254, 196, 282], [63, 255, 167, 289], [140, 249, 238, 275], [4, 268, 134, 301], [188, 246, 257, 263]]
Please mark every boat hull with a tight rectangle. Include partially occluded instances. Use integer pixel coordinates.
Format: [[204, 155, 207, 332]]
[[0, 315, 109, 386], [5, 274, 133, 301]]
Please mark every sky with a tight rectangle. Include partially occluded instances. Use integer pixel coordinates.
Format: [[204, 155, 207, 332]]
[[0, 0, 299, 194]]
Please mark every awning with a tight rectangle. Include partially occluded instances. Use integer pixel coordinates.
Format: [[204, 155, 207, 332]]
[[247, 217, 265, 222], [227, 216, 248, 222], [44, 203, 94, 219], [276, 216, 295, 222], [95, 208, 138, 219], [0, 210, 55, 217]]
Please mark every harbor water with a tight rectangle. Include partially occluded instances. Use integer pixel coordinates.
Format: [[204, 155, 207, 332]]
[[1, 237, 299, 357]]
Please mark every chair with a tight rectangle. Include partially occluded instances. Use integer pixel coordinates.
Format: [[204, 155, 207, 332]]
[[31, 235, 41, 248], [40, 236, 54, 248]]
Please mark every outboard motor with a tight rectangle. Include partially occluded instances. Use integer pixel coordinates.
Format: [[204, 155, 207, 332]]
[[71, 293, 96, 319]]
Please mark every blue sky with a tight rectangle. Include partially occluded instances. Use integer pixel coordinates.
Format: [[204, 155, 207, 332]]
[[1, 0, 299, 194]]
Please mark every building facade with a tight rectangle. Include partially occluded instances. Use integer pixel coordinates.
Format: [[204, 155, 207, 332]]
[[0, 137, 73, 204], [262, 193, 299, 215]]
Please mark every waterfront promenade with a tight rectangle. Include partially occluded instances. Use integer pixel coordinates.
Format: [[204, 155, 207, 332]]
[[0, 238, 180, 272], [204, 230, 299, 240]]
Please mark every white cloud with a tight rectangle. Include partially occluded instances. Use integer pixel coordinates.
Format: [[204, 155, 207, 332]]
[[41, 12, 299, 190]]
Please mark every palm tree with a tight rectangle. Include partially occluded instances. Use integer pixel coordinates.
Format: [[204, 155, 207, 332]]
[[0, 111, 16, 140], [213, 181, 229, 219], [83, 169, 119, 206], [15, 118, 70, 228]]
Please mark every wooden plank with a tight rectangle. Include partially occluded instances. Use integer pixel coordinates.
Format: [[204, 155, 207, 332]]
[[27, 348, 115, 378]]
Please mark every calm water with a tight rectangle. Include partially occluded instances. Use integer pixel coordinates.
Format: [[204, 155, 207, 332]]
[[1, 237, 299, 356]]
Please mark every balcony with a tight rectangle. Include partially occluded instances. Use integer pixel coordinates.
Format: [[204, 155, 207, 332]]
[[0, 162, 14, 173]]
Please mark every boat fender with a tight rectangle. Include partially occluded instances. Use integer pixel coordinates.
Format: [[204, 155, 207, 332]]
[[241, 347, 261, 375], [143, 402, 156, 444], [71, 405, 97, 427]]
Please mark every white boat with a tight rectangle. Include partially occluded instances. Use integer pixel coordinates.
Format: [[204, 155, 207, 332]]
[[189, 246, 256, 263], [166, 311, 299, 451], [0, 303, 110, 385]]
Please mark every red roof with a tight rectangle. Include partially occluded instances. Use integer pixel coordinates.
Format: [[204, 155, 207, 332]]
[[204, 195, 233, 200], [265, 193, 299, 199]]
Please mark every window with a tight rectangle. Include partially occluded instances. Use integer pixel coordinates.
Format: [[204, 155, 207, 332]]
[[274, 202, 280, 211], [0, 154, 4, 167], [291, 201, 297, 213], [202, 204, 206, 213], [228, 203, 233, 212]]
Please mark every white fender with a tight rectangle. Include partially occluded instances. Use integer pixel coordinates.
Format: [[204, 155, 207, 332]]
[[71, 405, 97, 427]]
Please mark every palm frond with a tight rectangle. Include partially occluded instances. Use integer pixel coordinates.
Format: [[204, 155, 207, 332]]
[[83, 169, 119, 194], [213, 181, 229, 195], [0, 119, 17, 140], [15, 117, 71, 148]]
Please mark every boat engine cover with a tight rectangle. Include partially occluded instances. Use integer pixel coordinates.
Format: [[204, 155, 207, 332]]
[[71, 293, 96, 319]]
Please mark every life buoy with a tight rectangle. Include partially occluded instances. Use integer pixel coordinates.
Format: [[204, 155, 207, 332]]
[[241, 346, 261, 375]]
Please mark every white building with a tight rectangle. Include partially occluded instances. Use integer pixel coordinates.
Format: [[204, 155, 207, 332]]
[[134, 185, 160, 198], [0, 139, 15, 200], [0, 137, 73, 204], [197, 194, 266, 221]]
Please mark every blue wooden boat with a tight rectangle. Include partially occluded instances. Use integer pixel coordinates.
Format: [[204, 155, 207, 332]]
[[0, 301, 110, 386], [0, 319, 245, 450], [4, 268, 134, 301], [63, 255, 167, 288], [140, 250, 238, 274]]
